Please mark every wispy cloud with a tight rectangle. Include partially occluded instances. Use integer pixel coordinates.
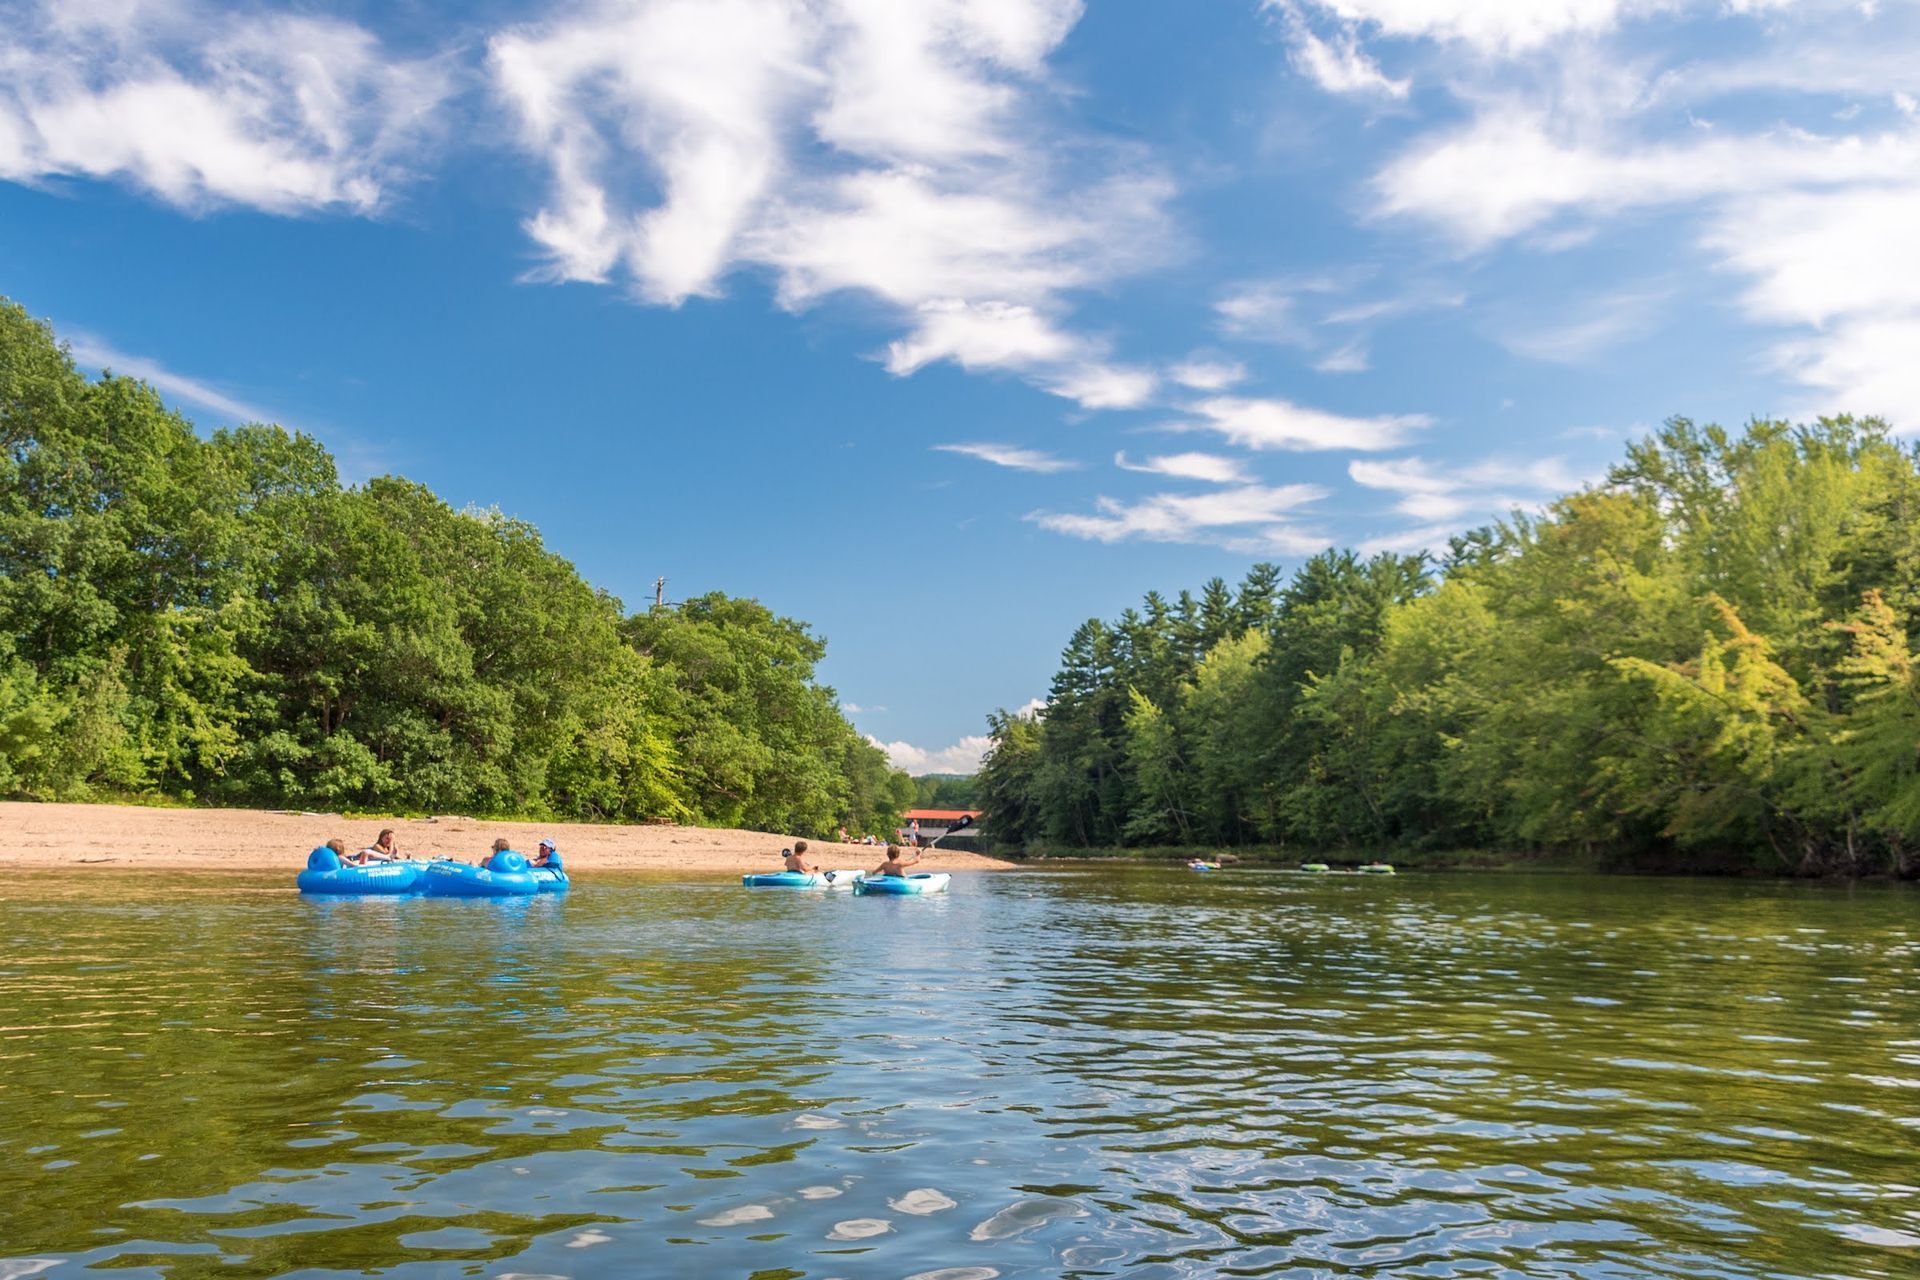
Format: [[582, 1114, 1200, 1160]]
[[1181, 395, 1428, 452], [1030, 482, 1327, 551], [491, 0, 1179, 411], [1349, 453, 1590, 550], [1114, 450, 1251, 483], [1495, 287, 1674, 364], [0, 0, 449, 213], [65, 329, 278, 425], [843, 701, 887, 714], [1168, 357, 1246, 391], [934, 442, 1079, 473]]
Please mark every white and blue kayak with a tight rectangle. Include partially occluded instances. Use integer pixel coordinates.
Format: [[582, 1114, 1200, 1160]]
[[742, 869, 861, 889], [853, 872, 950, 896]]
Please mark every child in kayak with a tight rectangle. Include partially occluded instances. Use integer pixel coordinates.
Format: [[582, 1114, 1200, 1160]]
[[870, 843, 923, 879], [783, 841, 820, 874]]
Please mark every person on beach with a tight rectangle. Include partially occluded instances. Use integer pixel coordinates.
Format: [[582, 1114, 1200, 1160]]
[[530, 838, 558, 867], [870, 843, 922, 878], [348, 829, 400, 864], [783, 841, 820, 874]]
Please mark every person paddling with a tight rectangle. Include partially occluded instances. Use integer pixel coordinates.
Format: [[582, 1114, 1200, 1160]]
[[870, 843, 922, 879]]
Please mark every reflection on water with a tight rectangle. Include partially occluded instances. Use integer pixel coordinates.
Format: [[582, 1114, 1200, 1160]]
[[2, 869, 1917, 1278]]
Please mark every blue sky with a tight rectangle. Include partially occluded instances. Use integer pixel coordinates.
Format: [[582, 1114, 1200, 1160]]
[[5, 0, 1918, 770]]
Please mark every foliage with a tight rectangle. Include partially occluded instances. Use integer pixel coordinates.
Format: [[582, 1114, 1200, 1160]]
[[0, 298, 909, 837], [980, 415, 1920, 875]]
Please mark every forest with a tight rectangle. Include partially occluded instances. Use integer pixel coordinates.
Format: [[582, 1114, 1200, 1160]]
[[0, 300, 914, 836], [978, 415, 1920, 876]]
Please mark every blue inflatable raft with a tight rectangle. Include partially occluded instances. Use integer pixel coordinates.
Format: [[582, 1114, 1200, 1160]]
[[853, 872, 950, 896], [530, 852, 570, 893], [423, 850, 539, 897], [297, 847, 435, 895]]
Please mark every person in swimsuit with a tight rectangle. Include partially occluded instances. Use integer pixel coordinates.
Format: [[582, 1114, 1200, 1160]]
[[348, 828, 400, 865], [783, 841, 820, 873], [870, 843, 922, 878]]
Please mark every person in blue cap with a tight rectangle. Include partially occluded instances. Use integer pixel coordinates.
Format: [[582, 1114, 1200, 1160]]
[[530, 837, 559, 868]]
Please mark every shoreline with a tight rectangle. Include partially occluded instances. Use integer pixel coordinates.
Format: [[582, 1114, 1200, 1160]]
[[0, 801, 1017, 874]]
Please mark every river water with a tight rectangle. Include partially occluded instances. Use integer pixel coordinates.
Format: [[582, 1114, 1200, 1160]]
[[2, 869, 1916, 1279]]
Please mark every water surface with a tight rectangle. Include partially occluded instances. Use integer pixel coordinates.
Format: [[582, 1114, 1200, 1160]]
[[2, 869, 1917, 1279]]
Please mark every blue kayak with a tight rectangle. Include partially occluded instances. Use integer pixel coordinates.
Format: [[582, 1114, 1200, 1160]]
[[297, 847, 434, 895], [742, 869, 860, 889], [423, 850, 538, 897], [853, 872, 950, 896]]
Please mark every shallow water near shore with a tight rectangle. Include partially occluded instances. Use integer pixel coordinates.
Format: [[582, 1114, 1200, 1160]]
[[2, 869, 1917, 1279]]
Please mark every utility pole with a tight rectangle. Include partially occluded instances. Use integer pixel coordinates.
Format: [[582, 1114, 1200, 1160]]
[[654, 576, 666, 611]]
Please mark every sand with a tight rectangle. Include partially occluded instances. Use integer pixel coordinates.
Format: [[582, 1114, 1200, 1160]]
[[0, 801, 1015, 874]]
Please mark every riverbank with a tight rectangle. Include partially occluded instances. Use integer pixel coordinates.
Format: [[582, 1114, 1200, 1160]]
[[1008, 845, 1594, 872], [0, 801, 1017, 873]]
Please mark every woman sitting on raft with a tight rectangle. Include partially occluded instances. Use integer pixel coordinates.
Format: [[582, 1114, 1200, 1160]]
[[347, 829, 401, 865], [870, 843, 922, 879], [783, 841, 819, 874]]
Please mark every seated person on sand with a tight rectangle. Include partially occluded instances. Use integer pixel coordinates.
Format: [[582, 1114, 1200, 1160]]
[[870, 843, 922, 878], [530, 838, 558, 867], [783, 840, 819, 874], [348, 829, 400, 865]]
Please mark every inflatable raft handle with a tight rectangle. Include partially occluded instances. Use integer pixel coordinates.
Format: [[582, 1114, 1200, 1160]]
[[307, 846, 342, 871], [487, 850, 529, 873]]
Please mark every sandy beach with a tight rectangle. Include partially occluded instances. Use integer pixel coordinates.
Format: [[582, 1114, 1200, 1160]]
[[0, 801, 1015, 873]]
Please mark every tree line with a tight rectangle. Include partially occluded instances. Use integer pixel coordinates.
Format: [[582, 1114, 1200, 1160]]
[[978, 415, 1920, 876], [0, 299, 913, 835]]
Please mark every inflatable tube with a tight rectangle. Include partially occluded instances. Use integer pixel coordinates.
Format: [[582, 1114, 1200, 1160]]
[[423, 850, 539, 897], [530, 852, 570, 893], [1359, 863, 1396, 875], [853, 872, 950, 896], [1188, 861, 1220, 872], [1300, 862, 1330, 873], [742, 869, 861, 889], [296, 847, 433, 895]]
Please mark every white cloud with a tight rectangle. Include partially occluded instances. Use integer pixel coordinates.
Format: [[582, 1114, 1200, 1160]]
[[870, 732, 992, 774], [843, 701, 887, 713], [1040, 362, 1158, 409], [933, 442, 1078, 472], [1350, 452, 1587, 533], [1215, 280, 1313, 344], [887, 299, 1077, 373], [0, 1, 448, 213], [1375, 114, 1920, 250], [65, 329, 278, 425], [1270, 2, 1408, 98], [491, 0, 1177, 408], [1030, 482, 1328, 551], [1313, 338, 1370, 373], [1278, 0, 1664, 55], [1183, 395, 1428, 451], [1114, 450, 1252, 483], [1168, 357, 1246, 390], [1495, 287, 1673, 364]]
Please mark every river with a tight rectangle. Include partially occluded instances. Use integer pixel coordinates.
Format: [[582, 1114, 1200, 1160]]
[[2, 869, 1915, 1279]]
